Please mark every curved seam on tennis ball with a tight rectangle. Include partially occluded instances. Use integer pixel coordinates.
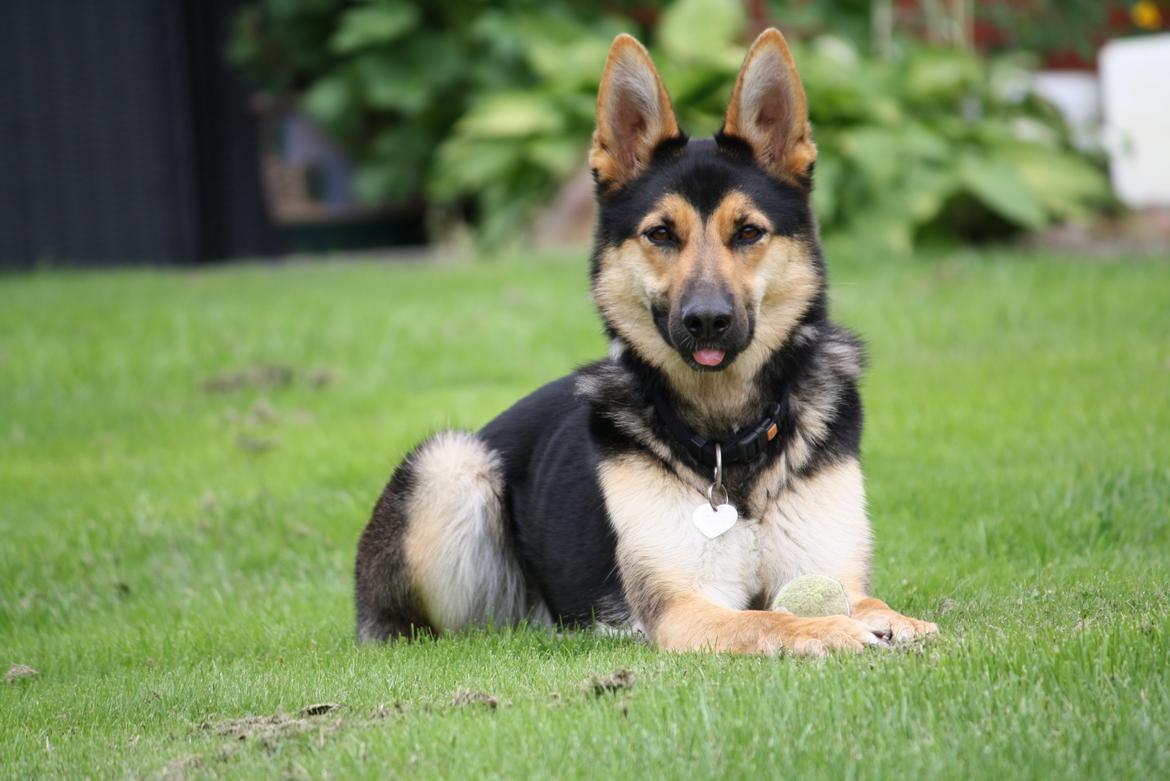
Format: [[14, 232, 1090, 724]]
[[769, 574, 852, 617]]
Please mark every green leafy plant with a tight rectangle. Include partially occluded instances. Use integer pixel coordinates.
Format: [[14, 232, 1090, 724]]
[[797, 40, 1112, 252], [230, 0, 562, 209], [229, 0, 1111, 251]]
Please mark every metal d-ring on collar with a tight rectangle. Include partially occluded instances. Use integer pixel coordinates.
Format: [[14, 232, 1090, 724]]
[[706, 443, 729, 509], [653, 392, 785, 471]]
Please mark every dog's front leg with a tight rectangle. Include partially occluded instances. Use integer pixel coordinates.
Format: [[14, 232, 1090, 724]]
[[839, 579, 938, 642], [651, 594, 887, 656], [771, 459, 939, 644]]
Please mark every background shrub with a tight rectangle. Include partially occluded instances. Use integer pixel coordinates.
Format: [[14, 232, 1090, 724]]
[[229, 0, 1111, 250]]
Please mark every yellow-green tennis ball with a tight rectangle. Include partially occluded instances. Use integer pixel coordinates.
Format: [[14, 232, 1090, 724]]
[[770, 575, 852, 617]]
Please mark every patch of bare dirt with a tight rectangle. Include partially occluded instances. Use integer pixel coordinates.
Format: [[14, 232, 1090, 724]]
[[235, 433, 278, 453], [305, 367, 338, 388], [200, 704, 344, 749], [201, 364, 339, 394], [589, 669, 635, 697], [1026, 208, 1170, 257], [6, 663, 38, 683], [450, 690, 499, 709], [154, 753, 202, 781], [202, 364, 294, 393]]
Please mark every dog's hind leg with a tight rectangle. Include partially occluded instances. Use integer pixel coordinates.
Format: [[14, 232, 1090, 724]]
[[354, 431, 530, 642]]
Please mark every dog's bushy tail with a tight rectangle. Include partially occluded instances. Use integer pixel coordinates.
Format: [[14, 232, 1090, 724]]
[[354, 431, 529, 642]]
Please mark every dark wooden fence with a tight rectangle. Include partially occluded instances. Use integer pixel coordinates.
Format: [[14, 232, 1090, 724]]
[[0, 0, 282, 268]]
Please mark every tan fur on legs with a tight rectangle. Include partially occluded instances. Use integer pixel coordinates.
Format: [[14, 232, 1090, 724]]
[[849, 596, 939, 642], [653, 595, 883, 656]]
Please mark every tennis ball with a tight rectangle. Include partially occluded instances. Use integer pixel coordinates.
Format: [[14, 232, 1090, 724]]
[[770, 575, 852, 617]]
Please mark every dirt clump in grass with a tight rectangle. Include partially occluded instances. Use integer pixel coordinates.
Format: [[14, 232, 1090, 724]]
[[235, 433, 278, 453], [450, 690, 499, 709], [202, 364, 338, 394], [305, 367, 338, 388], [201, 704, 344, 748], [202, 364, 294, 393], [589, 669, 635, 697], [6, 663, 38, 683], [155, 753, 203, 781]]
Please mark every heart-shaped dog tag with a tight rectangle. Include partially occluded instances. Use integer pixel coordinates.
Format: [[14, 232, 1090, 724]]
[[693, 502, 738, 539]]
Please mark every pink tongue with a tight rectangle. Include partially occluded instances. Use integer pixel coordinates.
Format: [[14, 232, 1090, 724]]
[[693, 349, 726, 367]]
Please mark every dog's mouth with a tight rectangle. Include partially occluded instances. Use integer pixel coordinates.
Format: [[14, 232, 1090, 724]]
[[692, 349, 727, 368], [651, 304, 752, 372], [683, 347, 739, 372]]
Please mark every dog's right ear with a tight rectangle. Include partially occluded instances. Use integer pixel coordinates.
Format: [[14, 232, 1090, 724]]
[[722, 28, 816, 187], [590, 34, 680, 192]]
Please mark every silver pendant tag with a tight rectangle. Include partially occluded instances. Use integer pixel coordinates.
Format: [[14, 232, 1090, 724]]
[[692, 502, 738, 539]]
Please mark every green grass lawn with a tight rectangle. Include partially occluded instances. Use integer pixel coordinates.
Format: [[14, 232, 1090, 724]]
[[2, 247, 1168, 779]]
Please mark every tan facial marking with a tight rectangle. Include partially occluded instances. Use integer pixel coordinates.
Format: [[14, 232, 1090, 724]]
[[709, 191, 773, 243], [635, 190, 776, 309], [593, 188, 822, 429]]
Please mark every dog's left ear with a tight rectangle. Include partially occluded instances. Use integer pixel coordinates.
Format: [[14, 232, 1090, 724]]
[[722, 28, 816, 186], [590, 34, 680, 192]]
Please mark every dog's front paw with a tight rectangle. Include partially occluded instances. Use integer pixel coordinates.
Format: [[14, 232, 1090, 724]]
[[852, 598, 938, 642], [771, 614, 889, 657]]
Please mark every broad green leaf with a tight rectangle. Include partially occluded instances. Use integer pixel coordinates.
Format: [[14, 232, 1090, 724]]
[[811, 35, 860, 68], [527, 137, 584, 178], [362, 66, 430, 114], [431, 139, 524, 197], [355, 124, 438, 202], [840, 127, 904, 192], [957, 153, 1049, 230], [658, 0, 744, 63], [527, 36, 613, 90], [519, 12, 622, 91], [811, 156, 842, 223], [355, 36, 462, 114], [302, 74, 353, 129], [905, 48, 981, 106], [456, 93, 566, 138], [903, 165, 959, 224], [843, 202, 916, 256], [331, 2, 418, 54], [657, 54, 739, 108], [992, 142, 1110, 219], [988, 50, 1040, 103], [900, 123, 950, 162]]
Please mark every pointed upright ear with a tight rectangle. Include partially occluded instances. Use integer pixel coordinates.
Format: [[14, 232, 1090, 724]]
[[590, 34, 680, 192], [722, 28, 816, 186]]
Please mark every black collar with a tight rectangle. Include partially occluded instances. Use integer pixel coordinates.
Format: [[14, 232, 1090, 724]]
[[653, 392, 785, 470]]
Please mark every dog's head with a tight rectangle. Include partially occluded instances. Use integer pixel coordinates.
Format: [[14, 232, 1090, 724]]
[[590, 29, 824, 387]]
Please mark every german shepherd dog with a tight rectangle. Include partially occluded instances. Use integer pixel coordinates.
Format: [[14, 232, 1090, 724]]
[[355, 29, 938, 655]]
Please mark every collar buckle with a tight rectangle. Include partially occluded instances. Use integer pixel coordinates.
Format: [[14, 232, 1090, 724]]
[[653, 394, 785, 471]]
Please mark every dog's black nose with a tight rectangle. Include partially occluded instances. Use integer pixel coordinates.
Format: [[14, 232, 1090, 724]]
[[682, 302, 733, 340]]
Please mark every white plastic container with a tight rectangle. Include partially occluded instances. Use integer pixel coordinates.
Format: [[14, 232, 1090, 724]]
[[1099, 34, 1170, 208]]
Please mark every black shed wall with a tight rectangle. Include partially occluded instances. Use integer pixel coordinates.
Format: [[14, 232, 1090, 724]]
[[0, 0, 281, 268]]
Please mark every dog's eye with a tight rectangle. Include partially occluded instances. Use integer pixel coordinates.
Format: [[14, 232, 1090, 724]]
[[734, 224, 765, 245], [644, 225, 674, 246]]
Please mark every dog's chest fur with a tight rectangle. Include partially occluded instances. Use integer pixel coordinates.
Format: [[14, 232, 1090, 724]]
[[600, 453, 871, 628], [578, 320, 872, 630]]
